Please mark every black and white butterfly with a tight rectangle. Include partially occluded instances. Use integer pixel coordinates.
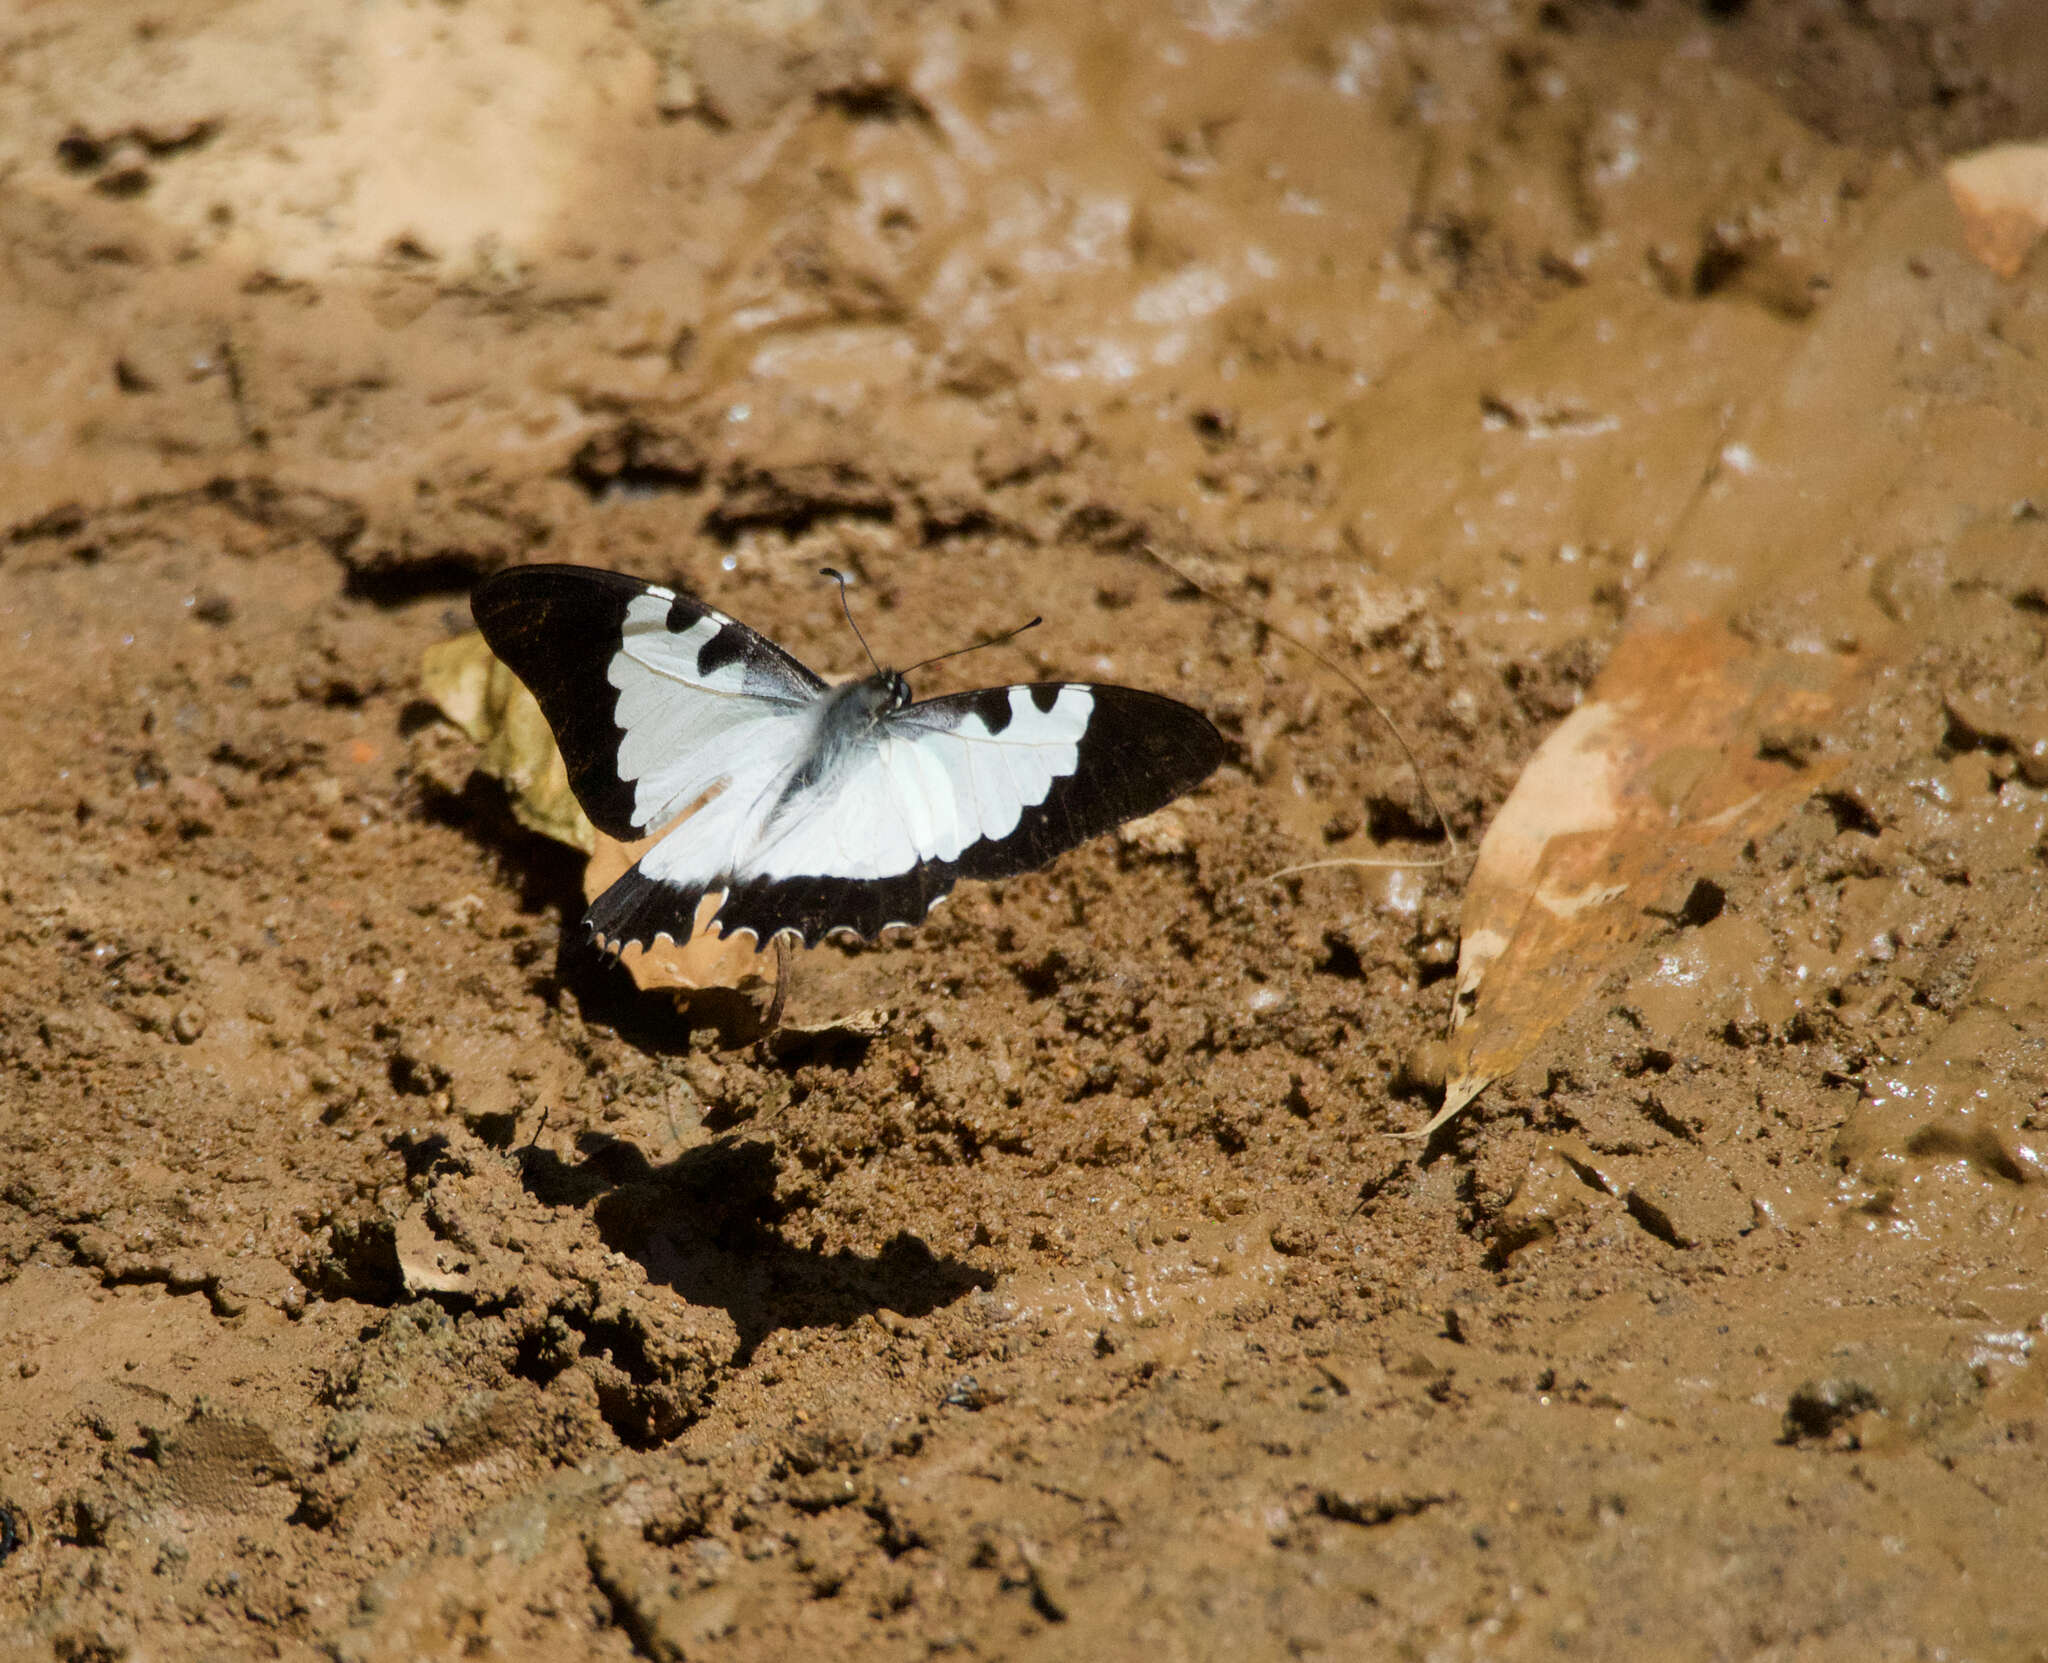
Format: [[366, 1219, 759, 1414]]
[[471, 563, 1226, 952]]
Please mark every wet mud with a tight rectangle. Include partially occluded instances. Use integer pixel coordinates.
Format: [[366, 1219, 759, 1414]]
[[3, 1, 2047, 1658]]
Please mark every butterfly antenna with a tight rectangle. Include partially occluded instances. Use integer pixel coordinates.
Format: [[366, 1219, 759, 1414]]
[[820, 567, 882, 675], [901, 615, 1043, 677]]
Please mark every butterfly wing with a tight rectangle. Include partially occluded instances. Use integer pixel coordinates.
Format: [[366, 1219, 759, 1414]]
[[471, 564, 826, 840], [588, 682, 1226, 950]]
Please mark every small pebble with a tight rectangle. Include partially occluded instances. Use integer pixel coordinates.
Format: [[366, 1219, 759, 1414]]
[[172, 1004, 207, 1044]]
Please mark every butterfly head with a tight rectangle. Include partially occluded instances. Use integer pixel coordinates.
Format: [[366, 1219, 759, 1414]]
[[826, 669, 912, 736]]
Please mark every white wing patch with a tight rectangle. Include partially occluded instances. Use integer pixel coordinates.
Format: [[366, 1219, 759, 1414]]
[[608, 592, 810, 831], [636, 684, 1095, 892]]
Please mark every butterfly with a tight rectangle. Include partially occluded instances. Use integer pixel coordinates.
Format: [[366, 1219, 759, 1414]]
[[471, 563, 1226, 953]]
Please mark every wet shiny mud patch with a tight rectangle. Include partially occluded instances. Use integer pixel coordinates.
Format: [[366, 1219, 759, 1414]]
[[4, 1, 2048, 1659]]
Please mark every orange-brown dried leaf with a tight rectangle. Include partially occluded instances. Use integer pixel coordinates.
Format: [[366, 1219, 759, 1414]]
[[1432, 621, 1857, 1133], [582, 832, 768, 993]]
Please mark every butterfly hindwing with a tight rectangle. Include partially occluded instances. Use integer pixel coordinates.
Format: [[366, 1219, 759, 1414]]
[[471, 564, 825, 840], [587, 681, 1226, 949]]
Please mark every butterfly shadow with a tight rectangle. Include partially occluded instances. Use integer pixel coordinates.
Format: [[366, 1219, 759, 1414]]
[[415, 766, 590, 929], [553, 931, 779, 1054], [415, 765, 775, 1049], [512, 1131, 991, 1363]]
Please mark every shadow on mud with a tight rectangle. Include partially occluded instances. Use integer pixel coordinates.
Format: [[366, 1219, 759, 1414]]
[[513, 1132, 990, 1363]]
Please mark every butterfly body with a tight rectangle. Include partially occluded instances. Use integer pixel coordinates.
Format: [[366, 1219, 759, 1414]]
[[472, 564, 1225, 951]]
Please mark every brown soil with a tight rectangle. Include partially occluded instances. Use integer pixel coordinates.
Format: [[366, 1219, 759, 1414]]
[[5, 2, 2048, 1658]]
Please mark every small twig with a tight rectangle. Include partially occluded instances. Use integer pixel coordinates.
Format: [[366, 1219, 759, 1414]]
[[762, 934, 792, 1033], [1141, 545, 1463, 874]]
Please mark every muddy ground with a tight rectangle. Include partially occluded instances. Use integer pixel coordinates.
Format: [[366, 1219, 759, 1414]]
[[4, 0, 2048, 1657]]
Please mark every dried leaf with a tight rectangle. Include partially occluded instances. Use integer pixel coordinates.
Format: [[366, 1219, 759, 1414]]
[[420, 630, 767, 996], [1428, 622, 1855, 1134], [1429, 179, 2048, 1134], [420, 630, 592, 852], [581, 832, 768, 992]]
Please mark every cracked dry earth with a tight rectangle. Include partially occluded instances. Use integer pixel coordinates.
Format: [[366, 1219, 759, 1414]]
[[4, 0, 2048, 1659]]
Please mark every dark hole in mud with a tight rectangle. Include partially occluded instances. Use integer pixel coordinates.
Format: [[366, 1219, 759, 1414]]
[[579, 1311, 663, 1385], [1818, 790, 1882, 837], [1316, 1488, 1447, 1528], [1651, 877, 1725, 929], [1415, 954, 1458, 990], [396, 697, 448, 737], [1364, 793, 1447, 845], [94, 167, 153, 199], [341, 553, 487, 606], [1318, 934, 1366, 980], [1692, 242, 1750, 299], [1687, 244, 1753, 307], [300, 1216, 404, 1306], [1058, 501, 1142, 549], [918, 505, 1002, 543], [816, 81, 934, 125], [593, 1376, 694, 1449], [567, 423, 705, 501], [1008, 948, 1074, 1001], [56, 1493, 116, 1549], [387, 1052, 451, 1100], [512, 1315, 580, 1386], [701, 495, 895, 547], [55, 128, 106, 171], [570, 456, 705, 502], [390, 1129, 453, 1179], [1781, 1378, 1881, 1444]]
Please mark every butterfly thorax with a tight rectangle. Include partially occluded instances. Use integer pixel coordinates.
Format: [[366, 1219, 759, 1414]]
[[775, 669, 913, 811]]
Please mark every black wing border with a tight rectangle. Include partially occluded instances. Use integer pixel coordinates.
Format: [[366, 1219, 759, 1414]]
[[471, 562, 825, 840]]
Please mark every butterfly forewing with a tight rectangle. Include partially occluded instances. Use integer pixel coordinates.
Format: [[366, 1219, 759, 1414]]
[[472, 564, 824, 840]]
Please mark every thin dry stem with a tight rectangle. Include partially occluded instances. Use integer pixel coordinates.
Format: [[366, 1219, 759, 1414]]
[[1140, 545, 1463, 877]]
